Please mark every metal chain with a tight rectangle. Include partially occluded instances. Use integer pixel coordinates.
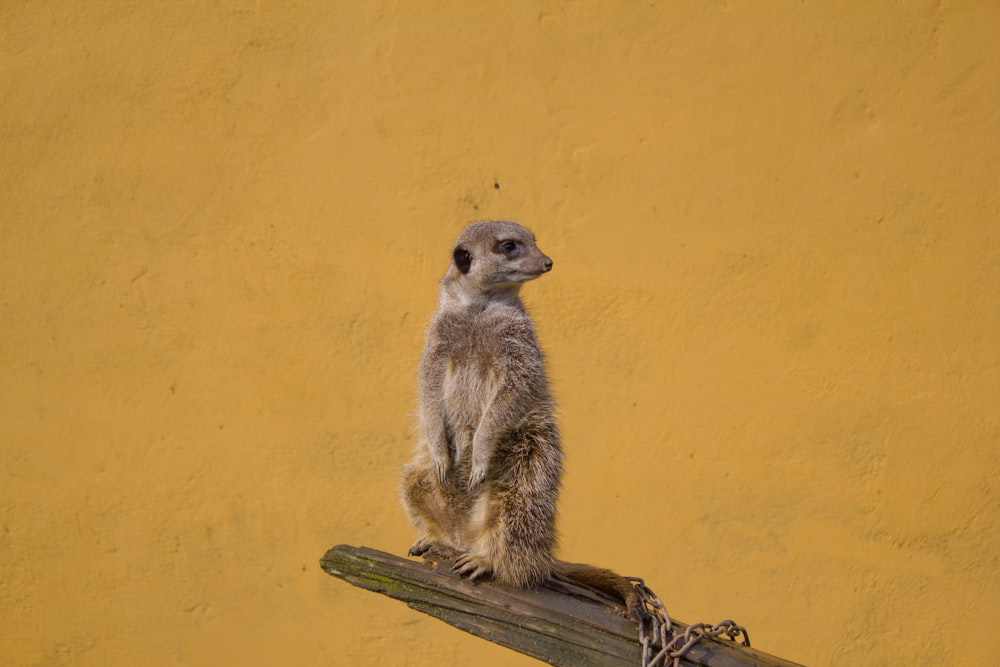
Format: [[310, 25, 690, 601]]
[[627, 577, 750, 667]]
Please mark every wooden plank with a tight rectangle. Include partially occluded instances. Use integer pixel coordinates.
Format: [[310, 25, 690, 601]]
[[319, 544, 805, 667]]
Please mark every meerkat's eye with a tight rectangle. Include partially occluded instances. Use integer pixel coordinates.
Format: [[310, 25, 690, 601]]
[[495, 239, 519, 256]]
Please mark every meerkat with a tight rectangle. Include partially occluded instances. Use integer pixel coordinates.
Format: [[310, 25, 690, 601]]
[[400, 220, 645, 622]]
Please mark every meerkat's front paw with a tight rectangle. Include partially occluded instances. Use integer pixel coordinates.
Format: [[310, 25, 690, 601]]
[[467, 464, 487, 492], [453, 553, 493, 582], [431, 457, 450, 486]]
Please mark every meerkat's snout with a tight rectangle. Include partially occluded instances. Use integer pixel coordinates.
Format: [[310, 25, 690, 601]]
[[519, 249, 552, 281]]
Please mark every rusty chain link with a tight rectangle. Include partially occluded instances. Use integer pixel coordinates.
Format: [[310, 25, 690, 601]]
[[627, 577, 750, 667]]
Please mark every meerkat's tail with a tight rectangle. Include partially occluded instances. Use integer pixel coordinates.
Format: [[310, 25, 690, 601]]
[[553, 561, 649, 624]]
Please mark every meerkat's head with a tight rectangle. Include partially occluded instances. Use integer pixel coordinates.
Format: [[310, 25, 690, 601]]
[[443, 220, 553, 304]]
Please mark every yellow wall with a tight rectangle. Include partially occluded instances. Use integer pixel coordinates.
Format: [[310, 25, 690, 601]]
[[2, 2, 998, 665]]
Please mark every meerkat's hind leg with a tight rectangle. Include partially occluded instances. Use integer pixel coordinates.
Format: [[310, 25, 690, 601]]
[[409, 541, 466, 568], [407, 539, 433, 557], [401, 462, 457, 559]]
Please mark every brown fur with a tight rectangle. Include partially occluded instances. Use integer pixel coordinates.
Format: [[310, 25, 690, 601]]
[[401, 220, 643, 621]]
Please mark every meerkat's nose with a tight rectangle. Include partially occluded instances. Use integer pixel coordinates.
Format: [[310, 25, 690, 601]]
[[543, 256, 553, 272]]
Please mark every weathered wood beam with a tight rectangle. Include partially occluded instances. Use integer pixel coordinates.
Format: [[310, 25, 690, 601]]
[[320, 544, 804, 667]]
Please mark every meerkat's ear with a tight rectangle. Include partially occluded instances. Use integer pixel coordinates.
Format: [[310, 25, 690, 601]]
[[453, 245, 472, 274]]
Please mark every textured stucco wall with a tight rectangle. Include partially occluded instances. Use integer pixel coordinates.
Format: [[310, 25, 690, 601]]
[[2, 2, 998, 666]]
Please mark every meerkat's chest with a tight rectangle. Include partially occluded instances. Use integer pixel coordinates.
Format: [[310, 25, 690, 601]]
[[441, 341, 498, 426], [431, 310, 525, 426]]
